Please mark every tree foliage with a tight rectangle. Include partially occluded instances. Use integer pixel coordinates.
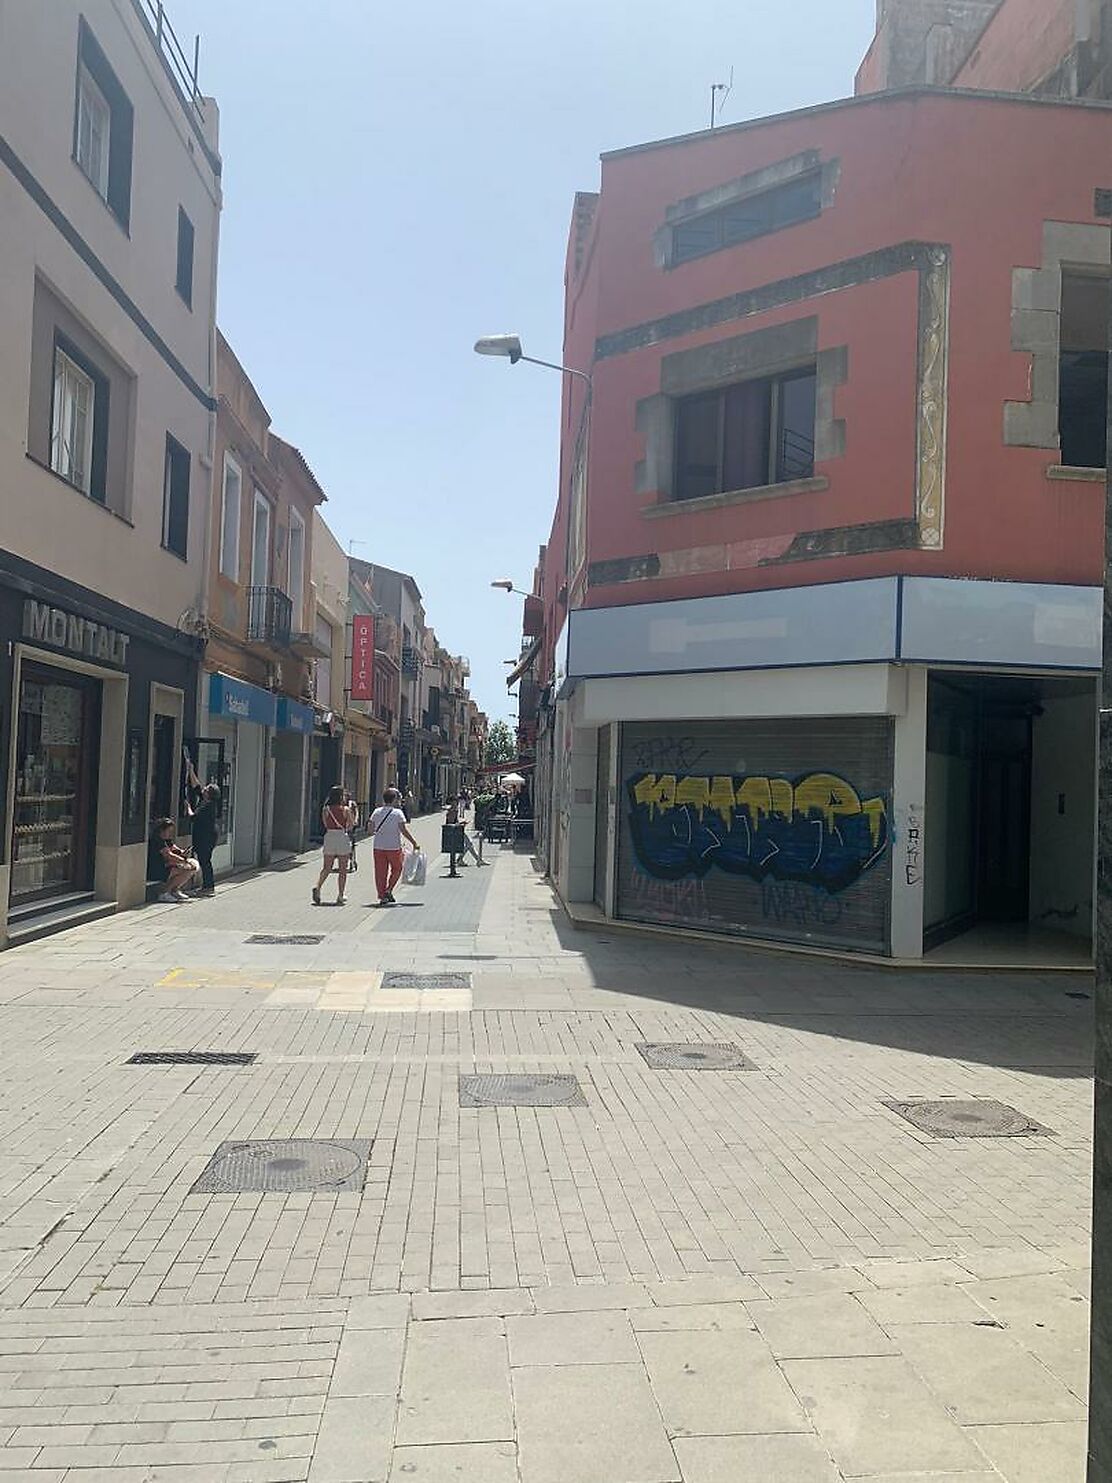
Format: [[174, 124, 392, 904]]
[[484, 719, 517, 765]]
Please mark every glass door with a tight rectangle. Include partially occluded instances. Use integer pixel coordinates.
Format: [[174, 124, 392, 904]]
[[11, 665, 100, 905]]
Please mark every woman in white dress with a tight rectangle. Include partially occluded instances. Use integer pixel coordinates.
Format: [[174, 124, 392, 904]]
[[313, 785, 355, 906]]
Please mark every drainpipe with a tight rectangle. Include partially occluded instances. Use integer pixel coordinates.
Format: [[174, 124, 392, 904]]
[[1087, 210, 1112, 1482]]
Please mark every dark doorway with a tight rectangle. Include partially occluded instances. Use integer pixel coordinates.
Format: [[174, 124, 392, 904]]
[[977, 710, 1031, 922], [10, 663, 101, 906], [149, 712, 177, 823]]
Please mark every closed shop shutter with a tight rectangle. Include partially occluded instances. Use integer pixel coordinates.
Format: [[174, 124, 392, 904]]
[[617, 717, 893, 954], [594, 725, 612, 909]]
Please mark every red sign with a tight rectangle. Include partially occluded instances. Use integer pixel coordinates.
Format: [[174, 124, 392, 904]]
[[351, 614, 374, 701]]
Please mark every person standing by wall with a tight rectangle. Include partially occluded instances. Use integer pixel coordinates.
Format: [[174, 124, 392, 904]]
[[187, 784, 221, 897], [368, 787, 419, 905]]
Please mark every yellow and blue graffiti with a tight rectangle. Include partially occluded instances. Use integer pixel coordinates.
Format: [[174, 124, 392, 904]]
[[627, 771, 889, 893]]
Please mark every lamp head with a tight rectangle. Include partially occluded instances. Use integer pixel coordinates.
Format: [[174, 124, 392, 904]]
[[490, 579, 515, 593], [474, 335, 523, 363]]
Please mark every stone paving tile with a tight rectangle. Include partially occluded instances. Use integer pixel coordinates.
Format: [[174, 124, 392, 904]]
[[746, 1291, 899, 1359], [782, 1355, 987, 1475], [672, 1433, 841, 1483], [856, 1281, 989, 1326], [638, 1327, 810, 1436], [507, 1310, 640, 1366], [309, 1393, 393, 1483], [395, 1317, 512, 1446], [512, 1362, 680, 1483], [387, 1441, 519, 1481], [966, 1419, 1088, 1482]]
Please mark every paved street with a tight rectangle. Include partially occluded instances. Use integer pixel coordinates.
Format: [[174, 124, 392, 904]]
[[0, 812, 1094, 1481]]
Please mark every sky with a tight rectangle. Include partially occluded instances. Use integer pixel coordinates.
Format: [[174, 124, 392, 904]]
[[179, 0, 876, 724]]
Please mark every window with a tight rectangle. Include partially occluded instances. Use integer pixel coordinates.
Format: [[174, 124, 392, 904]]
[[219, 454, 242, 579], [674, 367, 817, 501], [673, 175, 821, 265], [162, 435, 190, 559], [1059, 271, 1109, 469], [76, 64, 110, 200], [315, 616, 333, 709], [73, 21, 134, 228], [287, 508, 306, 630], [175, 207, 195, 308], [50, 347, 95, 494], [251, 489, 271, 586]]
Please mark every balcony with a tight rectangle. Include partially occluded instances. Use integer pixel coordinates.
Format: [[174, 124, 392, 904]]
[[401, 645, 421, 678], [247, 586, 292, 649]]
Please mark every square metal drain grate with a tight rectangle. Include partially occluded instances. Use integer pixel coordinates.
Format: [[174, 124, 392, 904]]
[[884, 1099, 1055, 1138], [459, 1074, 587, 1108], [636, 1042, 756, 1071], [189, 1139, 372, 1194], [381, 972, 471, 990], [127, 1051, 256, 1067], [246, 934, 324, 945]]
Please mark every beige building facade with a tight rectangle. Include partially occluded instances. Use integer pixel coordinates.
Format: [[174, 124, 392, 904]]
[[0, 0, 221, 943]]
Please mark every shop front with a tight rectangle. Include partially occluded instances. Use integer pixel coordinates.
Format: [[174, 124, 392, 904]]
[[0, 555, 201, 945], [306, 712, 343, 841], [205, 672, 276, 872], [274, 696, 313, 854]]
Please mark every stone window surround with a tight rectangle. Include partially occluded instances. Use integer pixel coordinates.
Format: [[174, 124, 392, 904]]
[[634, 315, 847, 510], [1005, 220, 1110, 452], [653, 150, 841, 270]]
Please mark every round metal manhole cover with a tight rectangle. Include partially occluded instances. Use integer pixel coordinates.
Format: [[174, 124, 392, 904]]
[[884, 1099, 1054, 1139], [190, 1139, 372, 1194], [459, 1074, 587, 1107], [636, 1042, 757, 1071]]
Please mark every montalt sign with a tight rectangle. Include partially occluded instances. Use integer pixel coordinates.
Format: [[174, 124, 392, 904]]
[[23, 599, 131, 668]]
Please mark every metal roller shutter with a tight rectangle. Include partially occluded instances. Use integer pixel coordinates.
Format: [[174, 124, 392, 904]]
[[617, 717, 893, 954]]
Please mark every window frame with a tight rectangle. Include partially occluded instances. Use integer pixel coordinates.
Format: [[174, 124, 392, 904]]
[[75, 61, 111, 201], [1057, 269, 1109, 471], [161, 434, 190, 561], [672, 363, 818, 503], [175, 206, 195, 308], [219, 453, 242, 580], [250, 487, 272, 588], [670, 173, 823, 267], [49, 345, 96, 495], [72, 20, 134, 230], [48, 332, 110, 503], [287, 506, 306, 631]]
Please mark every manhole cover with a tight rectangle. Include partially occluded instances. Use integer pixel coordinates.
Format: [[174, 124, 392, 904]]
[[884, 1099, 1055, 1138], [636, 1042, 756, 1071], [189, 1139, 372, 1194], [459, 1074, 586, 1108], [246, 934, 324, 945], [127, 1051, 256, 1066], [381, 972, 471, 990]]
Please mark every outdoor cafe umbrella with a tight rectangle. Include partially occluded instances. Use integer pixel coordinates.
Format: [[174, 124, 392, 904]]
[[501, 773, 526, 787]]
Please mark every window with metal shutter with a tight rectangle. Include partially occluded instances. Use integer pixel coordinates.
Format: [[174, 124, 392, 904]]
[[617, 717, 893, 954]]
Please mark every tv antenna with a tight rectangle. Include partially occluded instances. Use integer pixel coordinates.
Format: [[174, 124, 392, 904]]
[[709, 67, 734, 129]]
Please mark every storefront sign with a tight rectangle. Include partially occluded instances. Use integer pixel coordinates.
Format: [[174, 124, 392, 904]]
[[351, 615, 374, 701], [276, 696, 314, 735], [23, 599, 130, 667], [208, 672, 277, 727]]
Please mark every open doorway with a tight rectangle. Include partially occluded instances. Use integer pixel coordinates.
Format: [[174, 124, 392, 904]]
[[924, 672, 1095, 963]]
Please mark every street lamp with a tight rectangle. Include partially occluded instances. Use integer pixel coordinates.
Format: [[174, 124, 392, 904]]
[[490, 579, 532, 598], [474, 335, 592, 393]]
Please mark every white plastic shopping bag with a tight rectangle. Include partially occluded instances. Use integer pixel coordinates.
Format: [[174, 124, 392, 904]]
[[402, 849, 427, 887]]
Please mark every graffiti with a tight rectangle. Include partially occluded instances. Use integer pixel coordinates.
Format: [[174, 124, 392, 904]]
[[628, 872, 711, 922], [904, 803, 923, 888], [630, 735, 710, 774], [627, 770, 889, 893], [761, 882, 844, 929]]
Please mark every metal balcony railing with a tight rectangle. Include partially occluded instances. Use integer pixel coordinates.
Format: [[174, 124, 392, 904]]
[[247, 586, 292, 648], [401, 645, 421, 677]]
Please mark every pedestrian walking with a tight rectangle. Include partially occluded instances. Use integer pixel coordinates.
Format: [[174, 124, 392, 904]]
[[313, 785, 355, 906], [186, 783, 220, 896], [368, 787, 419, 905]]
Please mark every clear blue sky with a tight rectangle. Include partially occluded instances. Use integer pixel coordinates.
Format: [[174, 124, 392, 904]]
[[180, 0, 875, 724]]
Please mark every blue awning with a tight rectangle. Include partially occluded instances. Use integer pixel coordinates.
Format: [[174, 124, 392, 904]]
[[208, 672, 276, 727]]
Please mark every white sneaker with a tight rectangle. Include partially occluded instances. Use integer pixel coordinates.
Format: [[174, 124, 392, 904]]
[[157, 892, 178, 903], [171, 891, 193, 902]]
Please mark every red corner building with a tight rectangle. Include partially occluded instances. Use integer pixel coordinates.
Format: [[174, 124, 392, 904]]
[[522, 3, 1110, 964]]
